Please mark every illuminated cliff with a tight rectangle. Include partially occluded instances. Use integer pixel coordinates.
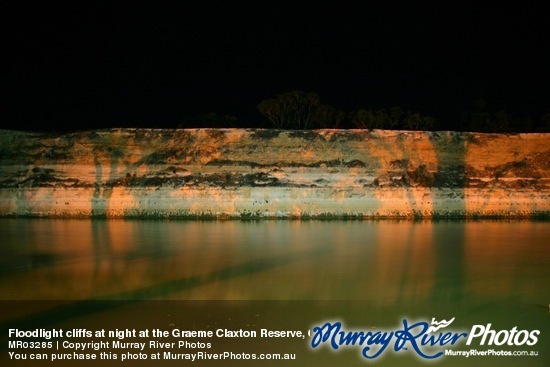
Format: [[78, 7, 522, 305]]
[[0, 128, 548, 218]]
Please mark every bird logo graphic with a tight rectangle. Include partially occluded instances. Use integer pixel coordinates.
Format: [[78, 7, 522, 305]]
[[427, 317, 456, 333]]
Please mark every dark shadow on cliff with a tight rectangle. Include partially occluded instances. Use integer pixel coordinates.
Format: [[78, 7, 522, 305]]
[[429, 132, 467, 305], [91, 145, 123, 217]]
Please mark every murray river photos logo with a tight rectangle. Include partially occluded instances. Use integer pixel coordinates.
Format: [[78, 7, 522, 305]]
[[310, 317, 540, 360]]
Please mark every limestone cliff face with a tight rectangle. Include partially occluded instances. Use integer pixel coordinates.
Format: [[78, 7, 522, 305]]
[[0, 128, 548, 218]]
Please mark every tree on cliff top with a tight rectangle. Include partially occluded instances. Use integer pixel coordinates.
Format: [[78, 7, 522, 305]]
[[257, 91, 343, 129]]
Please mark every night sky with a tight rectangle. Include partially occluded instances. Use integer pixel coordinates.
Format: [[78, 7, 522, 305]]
[[2, 1, 549, 131]]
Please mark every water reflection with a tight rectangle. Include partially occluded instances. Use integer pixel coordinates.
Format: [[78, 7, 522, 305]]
[[463, 221, 549, 301], [0, 219, 548, 308]]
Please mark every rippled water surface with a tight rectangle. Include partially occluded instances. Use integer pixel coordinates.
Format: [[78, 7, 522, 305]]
[[1, 219, 548, 303], [0, 219, 548, 366]]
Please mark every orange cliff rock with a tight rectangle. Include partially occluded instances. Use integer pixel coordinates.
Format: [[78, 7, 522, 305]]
[[0, 128, 548, 218]]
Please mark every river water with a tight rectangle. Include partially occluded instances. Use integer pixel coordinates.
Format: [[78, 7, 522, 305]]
[[0, 219, 548, 366]]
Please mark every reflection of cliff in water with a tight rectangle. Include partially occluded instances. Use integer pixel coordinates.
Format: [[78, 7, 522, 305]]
[[0, 220, 547, 308]]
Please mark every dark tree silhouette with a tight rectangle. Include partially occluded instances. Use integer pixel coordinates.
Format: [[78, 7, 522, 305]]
[[257, 91, 343, 129]]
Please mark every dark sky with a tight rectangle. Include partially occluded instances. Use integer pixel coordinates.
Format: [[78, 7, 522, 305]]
[[2, 1, 549, 131]]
